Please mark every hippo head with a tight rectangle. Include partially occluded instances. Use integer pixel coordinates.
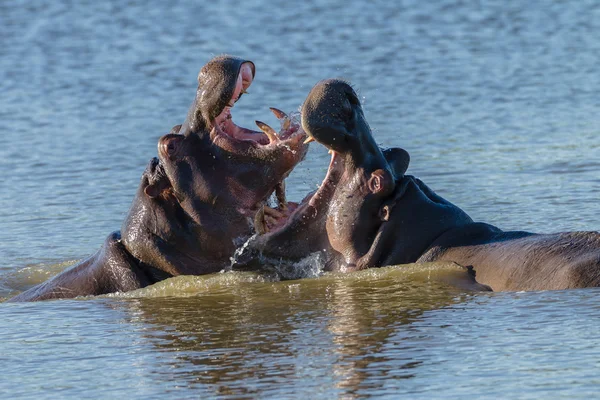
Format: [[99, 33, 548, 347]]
[[239, 79, 410, 272], [158, 56, 307, 221], [122, 56, 308, 275]]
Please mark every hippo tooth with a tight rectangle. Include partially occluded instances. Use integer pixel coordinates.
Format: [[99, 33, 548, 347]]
[[269, 107, 291, 131], [264, 206, 285, 219], [269, 107, 288, 119], [303, 136, 316, 144], [254, 205, 267, 234], [241, 89, 249, 94], [255, 121, 279, 143], [328, 149, 333, 154], [275, 181, 287, 211]]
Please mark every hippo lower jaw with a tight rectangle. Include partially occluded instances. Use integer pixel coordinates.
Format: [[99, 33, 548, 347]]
[[216, 111, 309, 222], [245, 141, 392, 273]]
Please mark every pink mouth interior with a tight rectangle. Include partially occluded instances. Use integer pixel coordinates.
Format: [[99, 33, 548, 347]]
[[211, 66, 271, 144], [216, 113, 270, 144], [211, 65, 303, 147]]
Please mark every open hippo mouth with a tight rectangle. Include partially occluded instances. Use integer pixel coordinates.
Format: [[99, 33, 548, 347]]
[[204, 61, 307, 217], [251, 78, 393, 236], [165, 55, 307, 163], [209, 85, 306, 218], [156, 55, 308, 248]]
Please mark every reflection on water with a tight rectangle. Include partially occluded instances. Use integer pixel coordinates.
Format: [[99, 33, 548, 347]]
[[4, 276, 600, 398], [109, 267, 476, 398]]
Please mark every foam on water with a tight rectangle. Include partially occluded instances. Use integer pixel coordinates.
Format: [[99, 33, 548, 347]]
[[0, 258, 485, 302], [260, 251, 327, 280]]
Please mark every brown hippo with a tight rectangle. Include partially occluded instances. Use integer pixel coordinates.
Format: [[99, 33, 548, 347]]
[[238, 78, 600, 292], [9, 56, 307, 302]]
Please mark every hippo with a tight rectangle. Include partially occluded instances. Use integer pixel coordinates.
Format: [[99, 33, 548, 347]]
[[238, 78, 600, 292], [9, 55, 307, 302]]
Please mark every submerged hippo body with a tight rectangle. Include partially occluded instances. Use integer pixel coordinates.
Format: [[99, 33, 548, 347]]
[[9, 159, 174, 302], [241, 79, 600, 292], [363, 175, 600, 291], [9, 56, 307, 302]]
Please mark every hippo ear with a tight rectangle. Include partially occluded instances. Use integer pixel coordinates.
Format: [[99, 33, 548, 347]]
[[382, 148, 410, 180], [368, 169, 394, 196]]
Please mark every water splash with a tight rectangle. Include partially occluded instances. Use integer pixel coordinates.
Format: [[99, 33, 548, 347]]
[[228, 233, 258, 270], [280, 110, 301, 131], [261, 251, 326, 280], [278, 110, 301, 154]]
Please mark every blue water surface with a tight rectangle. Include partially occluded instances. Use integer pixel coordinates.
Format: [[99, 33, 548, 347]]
[[2, 0, 600, 398]]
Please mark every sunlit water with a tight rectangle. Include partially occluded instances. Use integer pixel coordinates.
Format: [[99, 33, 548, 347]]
[[2, 0, 600, 398]]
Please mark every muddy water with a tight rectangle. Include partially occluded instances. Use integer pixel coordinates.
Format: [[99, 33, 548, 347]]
[[2, 0, 600, 398]]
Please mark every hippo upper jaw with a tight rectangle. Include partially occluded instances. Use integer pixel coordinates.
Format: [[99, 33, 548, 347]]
[[178, 54, 308, 165]]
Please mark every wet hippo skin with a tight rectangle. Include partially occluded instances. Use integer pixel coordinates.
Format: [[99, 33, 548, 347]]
[[240, 79, 600, 292], [9, 56, 307, 302]]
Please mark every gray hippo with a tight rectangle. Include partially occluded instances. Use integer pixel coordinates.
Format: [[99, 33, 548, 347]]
[[9, 56, 307, 302], [239, 78, 600, 292]]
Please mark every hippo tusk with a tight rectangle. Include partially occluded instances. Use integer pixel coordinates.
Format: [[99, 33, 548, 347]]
[[255, 121, 279, 143], [264, 206, 285, 219], [275, 181, 287, 211], [270, 107, 291, 130], [269, 107, 288, 119], [303, 135, 315, 144], [254, 205, 267, 234]]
